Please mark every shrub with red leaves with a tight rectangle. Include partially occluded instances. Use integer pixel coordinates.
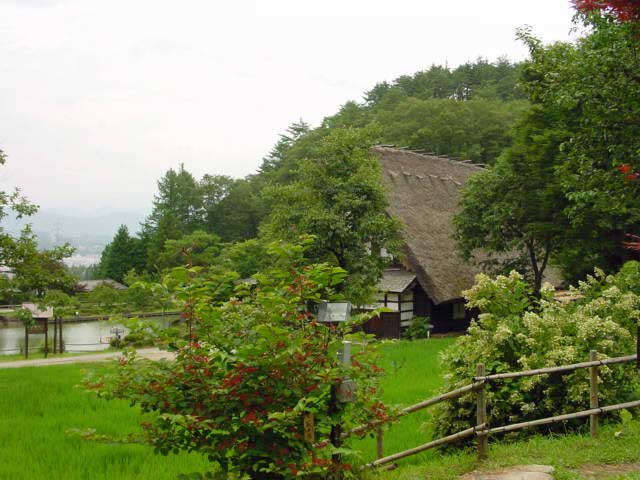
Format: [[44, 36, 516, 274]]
[[574, 0, 640, 22], [85, 238, 389, 480]]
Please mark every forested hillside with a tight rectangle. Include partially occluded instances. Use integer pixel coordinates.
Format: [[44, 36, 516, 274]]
[[99, 59, 527, 291]]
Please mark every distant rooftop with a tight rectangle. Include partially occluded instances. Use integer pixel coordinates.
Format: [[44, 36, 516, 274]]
[[76, 279, 127, 291]]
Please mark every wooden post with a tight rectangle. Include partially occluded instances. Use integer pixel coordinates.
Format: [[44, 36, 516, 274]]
[[53, 318, 58, 354], [376, 426, 384, 459], [303, 413, 315, 444], [59, 317, 64, 353], [44, 320, 48, 359], [24, 325, 28, 359], [476, 363, 488, 460], [589, 350, 599, 438]]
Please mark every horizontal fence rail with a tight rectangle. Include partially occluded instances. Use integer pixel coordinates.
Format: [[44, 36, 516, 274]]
[[474, 354, 638, 382], [353, 351, 639, 469], [485, 399, 640, 436], [343, 382, 478, 439]]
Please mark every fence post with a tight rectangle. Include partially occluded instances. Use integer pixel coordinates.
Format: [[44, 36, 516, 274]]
[[376, 426, 384, 459], [476, 363, 488, 460], [53, 318, 58, 354], [589, 350, 599, 438]]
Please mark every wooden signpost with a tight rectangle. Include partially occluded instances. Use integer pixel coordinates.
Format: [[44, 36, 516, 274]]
[[21, 303, 54, 359]]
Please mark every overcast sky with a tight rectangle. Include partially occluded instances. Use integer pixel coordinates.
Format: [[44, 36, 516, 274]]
[[0, 0, 577, 215]]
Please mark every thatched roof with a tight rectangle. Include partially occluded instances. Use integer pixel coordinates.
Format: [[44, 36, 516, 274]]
[[373, 146, 563, 303], [372, 146, 487, 304], [22, 302, 54, 319], [77, 279, 127, 291], [377, 268, 417, 294]]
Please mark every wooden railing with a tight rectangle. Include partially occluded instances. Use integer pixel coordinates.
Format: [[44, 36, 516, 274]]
[[342, 351, 639, 468]]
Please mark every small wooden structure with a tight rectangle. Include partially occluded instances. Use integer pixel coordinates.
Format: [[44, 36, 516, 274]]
[[22, 303, 53, 359]]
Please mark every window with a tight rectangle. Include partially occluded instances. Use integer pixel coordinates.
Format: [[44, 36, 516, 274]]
[[452, 302, 466, 320]]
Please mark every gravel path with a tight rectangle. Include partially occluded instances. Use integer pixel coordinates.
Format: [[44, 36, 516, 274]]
[[0, 348, 175, 369]]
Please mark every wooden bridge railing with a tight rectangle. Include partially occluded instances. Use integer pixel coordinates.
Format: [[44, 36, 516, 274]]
[[341, 351, 639, 468]]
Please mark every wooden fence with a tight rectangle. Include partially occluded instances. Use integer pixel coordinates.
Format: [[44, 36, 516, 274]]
[[341, 351, 639, 469]]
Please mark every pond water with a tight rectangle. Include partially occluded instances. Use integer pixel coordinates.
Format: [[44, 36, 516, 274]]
[[0, 316, 177, 355]]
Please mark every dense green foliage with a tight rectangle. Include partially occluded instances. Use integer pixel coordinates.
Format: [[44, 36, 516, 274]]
[[263, 127, 403, 304], [454, 12, 640, 286], [454, 106, 568, 293], [99, 225, 146, 283], [523, 15, 640, 279], [433, 265, 640, 441]]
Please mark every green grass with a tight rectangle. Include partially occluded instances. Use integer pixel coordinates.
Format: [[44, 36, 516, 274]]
[[351, 338, 455, 466], [2, 338, 640, 480], [374, 419, 640, 480], [0, 364, 209, 480]]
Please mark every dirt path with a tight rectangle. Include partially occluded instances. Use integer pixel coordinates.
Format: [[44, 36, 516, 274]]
[[0, 348, 175, 369]]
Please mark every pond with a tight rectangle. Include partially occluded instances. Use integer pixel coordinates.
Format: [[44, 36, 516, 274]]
[[0, 316, 177, 355]]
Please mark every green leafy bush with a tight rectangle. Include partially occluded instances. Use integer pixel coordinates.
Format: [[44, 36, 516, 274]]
[[433, 267, 640, 441], [86, 239, 389, 479], [402, 316, 432, 340]]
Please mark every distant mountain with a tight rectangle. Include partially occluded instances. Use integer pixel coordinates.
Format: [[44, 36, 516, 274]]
[[3, 209, 147, 265]]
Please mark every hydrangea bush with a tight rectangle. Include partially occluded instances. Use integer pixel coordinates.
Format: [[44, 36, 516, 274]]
[[433, 266, 640, 440], [85, 239, 389, 479]]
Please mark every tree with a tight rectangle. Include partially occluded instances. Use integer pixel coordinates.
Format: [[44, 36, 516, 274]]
[[141, 165, 204, 268], [0, 149, 76, 300], [574, 0, 640, 21], [376, 97, 527, 164], [199, 173, 235, 235], [217, 238, 269, 278], [453, 106, 569, 294], [87, 283, 122, 313], [259, 120, 310, 177], [100, 225, 145, 283], [157, 230, 222, 270], [263, 127, 402, 303], [208, 175, 266, 242], [8, 227, 75, 298], [516, 13, 640, 278]]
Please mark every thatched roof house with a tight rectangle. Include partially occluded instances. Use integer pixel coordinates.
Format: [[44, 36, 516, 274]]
[[76, 279, 127, 292], [374, 146, 483, 303], [370, 146, 561, 333]]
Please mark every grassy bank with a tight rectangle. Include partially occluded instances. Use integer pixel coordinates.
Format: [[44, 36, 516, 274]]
[[0, 347, 120, 363], [375, 418, 640, 480]]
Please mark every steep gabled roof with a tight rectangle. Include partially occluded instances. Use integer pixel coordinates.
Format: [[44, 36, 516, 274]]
[[372, 146, 485, 304], [377, 268, 417, 294]]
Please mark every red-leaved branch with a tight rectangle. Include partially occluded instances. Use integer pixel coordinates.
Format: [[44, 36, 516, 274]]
[[573, 0, 640, 22], [616, 164, 640, 252]]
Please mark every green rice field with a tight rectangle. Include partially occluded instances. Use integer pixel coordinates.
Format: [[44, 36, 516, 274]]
[[2, 338, 640, 480]]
